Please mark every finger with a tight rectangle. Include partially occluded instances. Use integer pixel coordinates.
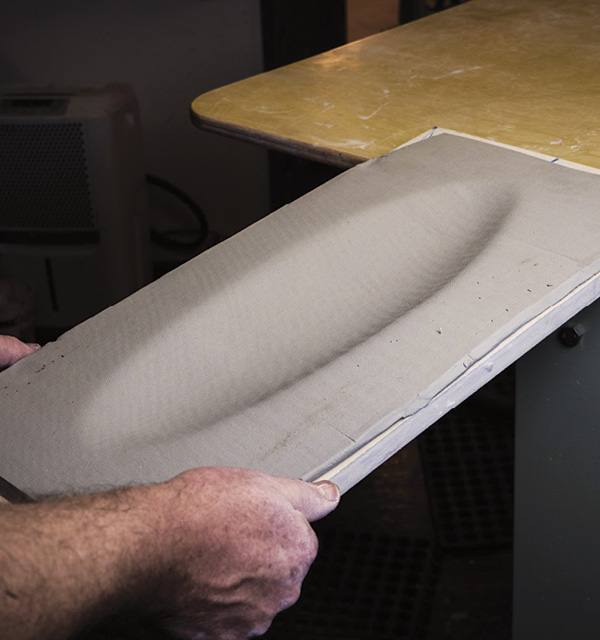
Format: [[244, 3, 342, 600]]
[[273, 477, 340, 522], [0, 336, 40, 368]]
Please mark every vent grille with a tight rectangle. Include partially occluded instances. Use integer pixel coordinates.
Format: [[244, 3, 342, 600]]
[[0, 122, 95, 232]]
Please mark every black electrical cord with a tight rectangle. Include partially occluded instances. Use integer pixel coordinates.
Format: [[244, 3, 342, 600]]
[[146, 174, 209, 250]]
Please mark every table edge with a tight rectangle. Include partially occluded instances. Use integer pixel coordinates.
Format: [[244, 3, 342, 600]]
[[190, 108, 367, 168]]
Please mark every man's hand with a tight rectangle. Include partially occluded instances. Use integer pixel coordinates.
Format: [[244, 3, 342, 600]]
[[0, 467, 340, 640], [151, 467, 340, 638], [0, 335, 39, 369]]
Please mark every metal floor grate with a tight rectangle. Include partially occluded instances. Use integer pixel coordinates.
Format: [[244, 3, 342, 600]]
[[419, 371, 515, 550], [264, 531, 438, 640]]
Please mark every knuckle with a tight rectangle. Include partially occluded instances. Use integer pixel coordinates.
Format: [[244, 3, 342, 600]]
[[249, 620, 273, 638], [302, 524, 319, 561], [283, 584, 303, 608]]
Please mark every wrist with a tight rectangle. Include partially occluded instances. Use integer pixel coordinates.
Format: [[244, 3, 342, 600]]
[[76, 483, 175, 618]]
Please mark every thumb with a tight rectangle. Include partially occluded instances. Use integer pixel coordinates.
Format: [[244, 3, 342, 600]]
[[275, 477, 341, 523]]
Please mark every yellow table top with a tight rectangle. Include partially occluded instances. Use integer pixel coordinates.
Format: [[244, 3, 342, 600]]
[[191, 0, 600, 169]]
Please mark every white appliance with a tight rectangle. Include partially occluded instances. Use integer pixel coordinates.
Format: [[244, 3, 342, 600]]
[[0, 83, 151, 333]]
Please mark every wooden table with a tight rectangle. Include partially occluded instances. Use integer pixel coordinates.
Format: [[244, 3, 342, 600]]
[[192, 0, 600, 170], [192, 2, 600, 637]]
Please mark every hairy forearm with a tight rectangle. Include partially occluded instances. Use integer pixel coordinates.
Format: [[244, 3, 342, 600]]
[[0, 484, 167, 640], [0, 468, 339, 640]]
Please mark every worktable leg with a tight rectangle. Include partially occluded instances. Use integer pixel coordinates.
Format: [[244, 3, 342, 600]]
[[514, 298, 600, 639]]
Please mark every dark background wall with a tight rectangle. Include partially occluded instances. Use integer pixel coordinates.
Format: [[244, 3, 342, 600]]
[[0, 0, 270, 240]]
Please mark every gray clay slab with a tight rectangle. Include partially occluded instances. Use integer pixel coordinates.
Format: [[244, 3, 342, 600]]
[[3, 134, 600, 495]]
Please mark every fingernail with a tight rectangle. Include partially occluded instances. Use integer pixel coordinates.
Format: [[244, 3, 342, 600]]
[[27, 343, 41, 351], [314, 481, 340, 502]]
